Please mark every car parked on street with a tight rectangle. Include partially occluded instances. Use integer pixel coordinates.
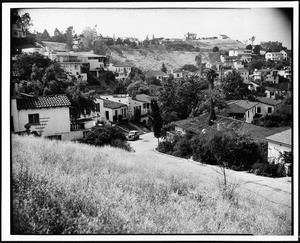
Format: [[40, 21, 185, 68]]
[[126, 130, 140, 141]]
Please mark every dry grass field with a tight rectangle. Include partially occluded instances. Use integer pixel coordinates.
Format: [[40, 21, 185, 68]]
[[12, 135, 292, 235]]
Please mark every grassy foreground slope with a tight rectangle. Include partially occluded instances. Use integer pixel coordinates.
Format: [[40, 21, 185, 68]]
[[12, 135, 291, 235]]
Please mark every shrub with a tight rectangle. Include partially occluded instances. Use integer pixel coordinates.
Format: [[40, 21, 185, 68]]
[[172, 136, 192, 159], [191, 135, 217, 165], [82, 125, 132, 151], [157, 140, 175, 155], [251, 162, 286, 177]]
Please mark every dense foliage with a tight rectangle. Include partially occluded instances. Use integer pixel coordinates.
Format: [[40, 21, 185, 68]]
[[82, 125, 132, 151]]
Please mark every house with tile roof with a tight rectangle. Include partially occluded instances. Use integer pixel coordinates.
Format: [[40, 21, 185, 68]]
[[256, 97, 283, 117], [266, 129, 292, 164], [92, 97, 129, 124], [11, 94, 80, 140], [226, 100, 259, 124], [172, 115, 278, 143]]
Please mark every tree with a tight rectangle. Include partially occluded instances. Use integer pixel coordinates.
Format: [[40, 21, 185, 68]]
[[93, 39, 110, 55], [212, 46, 219, 52], [249, 36, 256, 45], [11, 10, 33, 34], [195, 54, 202, 78], [203, 68, 217, 91], [82, 125, 132, 151], [126, 80, 149, 98], [179, 64, 198, 72], [149, 100, 163, 144], [221, 70, 251, 100], [253, 45, 261, 55], [81, 27, 97, 47], [41, 29, 51, 41], [161, 63, 167, 73], [129, 67, 144, 80], [260, 41, 286, 52], [65, 26, 74, 50], [246, 44, 252, 50]]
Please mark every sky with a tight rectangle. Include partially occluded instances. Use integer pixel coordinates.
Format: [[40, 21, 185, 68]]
[[16, 3, 294, 49]]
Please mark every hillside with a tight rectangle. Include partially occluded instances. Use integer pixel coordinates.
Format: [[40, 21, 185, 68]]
[[108, 39, 246, 71], [11, 135, 291, 235]]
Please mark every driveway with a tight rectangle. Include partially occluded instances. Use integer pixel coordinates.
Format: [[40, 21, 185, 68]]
[[128, 132, 292, 208]]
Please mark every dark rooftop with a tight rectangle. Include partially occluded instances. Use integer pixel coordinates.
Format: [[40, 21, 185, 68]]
[[16, 94, 71, 110]]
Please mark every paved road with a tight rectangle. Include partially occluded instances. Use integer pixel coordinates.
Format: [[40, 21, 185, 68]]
[[128, 132, 292, 208]]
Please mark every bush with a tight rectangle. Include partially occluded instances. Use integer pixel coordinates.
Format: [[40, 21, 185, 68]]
[[251, 162, 286, 177], [172, 136, 192, 159], [191, 135, 217, 165], [82, 125, 132, 151], [157, 140, 175, 155]]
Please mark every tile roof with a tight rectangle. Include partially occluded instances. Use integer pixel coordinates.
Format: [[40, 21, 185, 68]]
[[256, 97, 283, 106], [266, 129, 292, 147], [135, 94, 152, 103], [173, 115, 278, 142], [16, 94, 71, 110], [102, 99, 127, 109], [227, 100, 258, 111], [227, 103, 247, 114]]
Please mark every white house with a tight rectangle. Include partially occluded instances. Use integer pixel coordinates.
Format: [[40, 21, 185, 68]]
[[266, 129, 292, 164], [93, 98, 129, 124], [77, 51, 107, 70], [21, 47, 44, 54], [107, 63, 132, 81], [54, 52, 87, 81], [265, 52, 285, 61], [12, 24, 26, 38], [173, 70, 190, 79], [278, 68, 291, 80], [10, 94, 84, 140]]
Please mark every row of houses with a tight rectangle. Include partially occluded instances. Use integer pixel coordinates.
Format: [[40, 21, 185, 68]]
[[11, 92, 156, 141]]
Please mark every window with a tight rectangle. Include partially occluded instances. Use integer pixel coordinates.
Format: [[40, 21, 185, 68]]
[[257, 107, 261, 113], [268, 107, 272, 113], [247, 111, 249, 118], [95, 103, 100, 112], [28, 114, 39, 125]]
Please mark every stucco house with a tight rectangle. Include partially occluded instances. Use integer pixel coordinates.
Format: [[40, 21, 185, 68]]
[[107, 63, 132, 81], [94, 98, 129, 124], [265, 52, 285, 61], [256, 97, 282, 117], [237, 68, 249, 83], [10, 94, 83, 140], [12, 23, 26, 38], [173, 70, 190, 80], [266, 129, 292, 164]]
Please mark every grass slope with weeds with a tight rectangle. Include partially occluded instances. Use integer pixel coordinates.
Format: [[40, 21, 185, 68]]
[[12, 135, 292, 235]]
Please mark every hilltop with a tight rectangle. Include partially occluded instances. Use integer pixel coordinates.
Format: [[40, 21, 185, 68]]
[[108, 39, 246, 71], [12, 134, 291, 234]]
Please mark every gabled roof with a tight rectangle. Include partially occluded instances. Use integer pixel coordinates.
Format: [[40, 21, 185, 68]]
[[266, 129, 292, 147], [227, 100, 259, 111], [256, 97, 283, 106], [227, 103, 247, 114], [16, 94, 71, 110], [102, 99, 127, 109]]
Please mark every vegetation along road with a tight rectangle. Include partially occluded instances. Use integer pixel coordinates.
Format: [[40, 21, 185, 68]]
[[128, 132, 292, 209]]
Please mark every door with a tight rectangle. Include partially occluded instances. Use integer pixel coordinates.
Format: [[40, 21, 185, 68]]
[[105, 111, 109, 120]]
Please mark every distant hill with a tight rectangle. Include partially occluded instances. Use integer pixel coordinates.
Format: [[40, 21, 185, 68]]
[[108, 39, 245, 71]]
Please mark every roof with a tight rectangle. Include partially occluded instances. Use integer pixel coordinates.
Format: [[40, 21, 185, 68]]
[[113, 63, 132, 67], [16, 94, 71, 110], [256, 97, 283, 106], [264, 86, 278, 92], [144, 70, 168, 78], [266, 129, 292, 147], [227, 103, 247, 114], [135, 94, 152, 103], [102, 99, 127, 109], [237, 68, 249, 72], [227, 100, 258, 110], [77, 52, 107, 58], [173, 115, 278, 142]]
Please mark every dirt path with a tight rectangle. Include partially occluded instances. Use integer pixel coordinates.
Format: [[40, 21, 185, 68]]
[[128, 132, 292, 208]]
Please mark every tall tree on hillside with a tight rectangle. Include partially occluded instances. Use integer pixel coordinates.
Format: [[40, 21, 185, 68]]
[[149, 100, 163, 144], [41, 29, 51, 40], [249, 36, 256, 45], [161, 63, 167, 73], [11, 10, 33, 35], [65, 26, 74, 50], [253, 45, 261, 55], [82, 27, 97, 47], [195, 54, 202, 79]]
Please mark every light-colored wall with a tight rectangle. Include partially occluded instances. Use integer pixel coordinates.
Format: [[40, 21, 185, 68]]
[[268, 141, 291, 164], [245, 106, 257, 123], [11, 101, 70, 137], [256, 103, 279, 117]]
